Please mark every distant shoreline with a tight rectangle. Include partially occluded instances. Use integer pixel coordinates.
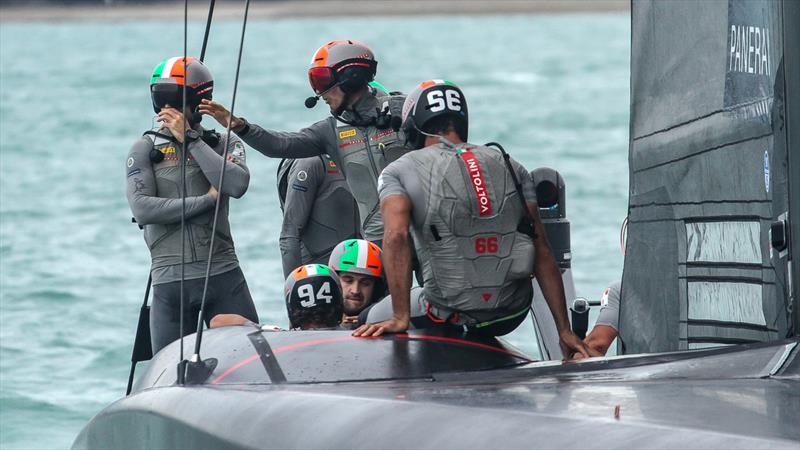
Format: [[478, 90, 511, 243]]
[[0, 0, 629, 22]]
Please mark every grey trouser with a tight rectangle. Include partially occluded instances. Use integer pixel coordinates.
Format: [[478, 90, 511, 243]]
[[150, 267, 259, 354]]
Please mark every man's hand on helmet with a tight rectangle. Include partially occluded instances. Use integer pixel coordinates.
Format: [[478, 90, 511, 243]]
[[198, 99, 246, 131], [157, 107, 190, 143]]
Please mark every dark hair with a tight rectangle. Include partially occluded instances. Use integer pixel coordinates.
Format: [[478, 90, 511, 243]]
[[290, 308, 342, 330], [421, 115, 467, 142]]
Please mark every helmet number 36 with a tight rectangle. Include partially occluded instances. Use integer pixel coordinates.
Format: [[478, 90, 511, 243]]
[[427, 89, 462, 112], [298, 282, 333, 308]]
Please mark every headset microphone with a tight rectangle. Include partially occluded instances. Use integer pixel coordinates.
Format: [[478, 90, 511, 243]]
[[304, 81, 344, 109], [304, 96, 319, 109]]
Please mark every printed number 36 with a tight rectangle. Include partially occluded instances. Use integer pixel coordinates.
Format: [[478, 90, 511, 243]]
[[297, 282, 333, 307], [427, 89, 462, 112]]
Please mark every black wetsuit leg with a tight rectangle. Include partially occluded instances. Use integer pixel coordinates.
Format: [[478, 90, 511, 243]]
[[205, 267, 260, 326], [150, 277, 204, 355], [149, 267, 259, 354]]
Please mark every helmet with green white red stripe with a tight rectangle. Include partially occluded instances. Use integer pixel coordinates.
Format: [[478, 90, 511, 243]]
[[149, 56, 213, 114], [401, 79, 468, 149], [284, 264, 344, 329], [328, 239, 383, 278]]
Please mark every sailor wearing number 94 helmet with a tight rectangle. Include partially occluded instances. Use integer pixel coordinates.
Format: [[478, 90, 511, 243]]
[[211, 264, 346, 331], [352, 80, 591, 359]]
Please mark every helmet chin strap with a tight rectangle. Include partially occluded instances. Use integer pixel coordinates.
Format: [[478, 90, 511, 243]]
[[412, 121, 456, 149]]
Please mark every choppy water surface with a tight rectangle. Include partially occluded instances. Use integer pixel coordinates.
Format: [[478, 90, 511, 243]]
[[0, 13, 629, 449]]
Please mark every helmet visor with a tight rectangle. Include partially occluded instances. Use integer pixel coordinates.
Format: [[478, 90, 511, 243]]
[[308, 66, 337, 95], [151, 82, 184, 111]]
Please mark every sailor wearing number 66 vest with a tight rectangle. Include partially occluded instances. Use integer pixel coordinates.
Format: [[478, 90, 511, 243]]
[[353, 80, 590, 358]]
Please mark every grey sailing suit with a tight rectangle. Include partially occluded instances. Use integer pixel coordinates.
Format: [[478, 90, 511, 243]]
[[125, 126, 258, 353], [277, 155, 360, 277], [369, 142, 537, 335], [237, 87, 409, 242], [596, 280, 621, 331]]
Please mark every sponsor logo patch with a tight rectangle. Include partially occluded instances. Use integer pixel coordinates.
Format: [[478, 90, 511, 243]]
[[297, 170, 308, 181], [339, 129, 357, 139], [373, 130, 394, 140], [459, 150, 493, 216], [126, 157, 135, 168]]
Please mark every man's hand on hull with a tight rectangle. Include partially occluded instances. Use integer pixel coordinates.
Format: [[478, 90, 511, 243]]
[[198, 99, 245, 131], [157, 107, 190, 142], [559, 329, 595, 360], [352, 317, 409, 337]]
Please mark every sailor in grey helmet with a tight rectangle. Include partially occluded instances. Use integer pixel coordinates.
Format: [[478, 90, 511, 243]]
[[276, 155, 360, 278], [353, 80, 590, 358], [126, 56, 259, 354], [199, 39, 411, 245]]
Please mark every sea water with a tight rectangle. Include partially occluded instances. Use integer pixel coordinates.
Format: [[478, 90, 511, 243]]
[[0, 13, 629, 449]]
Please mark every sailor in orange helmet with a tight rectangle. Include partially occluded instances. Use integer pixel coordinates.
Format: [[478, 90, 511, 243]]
[[199, 40, 413, 248]]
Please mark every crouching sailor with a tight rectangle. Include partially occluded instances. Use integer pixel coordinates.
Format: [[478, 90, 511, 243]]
[[126, 56, 259, 354], [211, 264, 345, 331], [327, 239, 388, 327], [353, 80, 590, 358]]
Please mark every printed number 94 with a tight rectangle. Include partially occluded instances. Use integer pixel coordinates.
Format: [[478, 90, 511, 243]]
[[297, 282, 333, 307], [475, 237, 498, 254]]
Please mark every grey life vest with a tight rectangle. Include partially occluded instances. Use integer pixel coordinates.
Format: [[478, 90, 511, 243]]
[[410, 143, 536, 322], [276, 155, 360, 260], [143, 131, 237, 270], [334, 92, 409, 241]]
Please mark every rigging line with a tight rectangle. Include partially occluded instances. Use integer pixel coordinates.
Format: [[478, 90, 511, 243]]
[[199, 0, 217, 62], [191, 0, 252, 359], [178, 0, 189, 375]]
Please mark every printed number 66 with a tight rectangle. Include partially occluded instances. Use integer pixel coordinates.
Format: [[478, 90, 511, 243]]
[[475, 237, 498, 254]]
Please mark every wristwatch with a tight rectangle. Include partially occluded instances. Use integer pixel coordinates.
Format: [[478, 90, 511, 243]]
[[185, 129, 201, 143]]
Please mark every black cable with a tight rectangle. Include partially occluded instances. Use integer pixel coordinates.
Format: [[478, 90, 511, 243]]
[[191, 0, 251, 359], [177, 0, 189, 383], [485, 142, 538, 239], [199, 0, 217, 62]]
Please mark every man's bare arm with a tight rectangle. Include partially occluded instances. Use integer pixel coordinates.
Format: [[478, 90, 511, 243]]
[[581, 325, 618, 358], [528, 202, 591, 359]]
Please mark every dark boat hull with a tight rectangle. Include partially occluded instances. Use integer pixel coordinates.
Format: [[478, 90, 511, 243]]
[[74, 328, 800, 449]]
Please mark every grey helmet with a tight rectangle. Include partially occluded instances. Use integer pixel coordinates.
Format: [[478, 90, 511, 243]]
[[308, 40, 378, 95]]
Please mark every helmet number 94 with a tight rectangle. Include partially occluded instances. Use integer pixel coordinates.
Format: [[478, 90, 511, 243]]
[[427, 90, 462, 113], [475, 236, 499, 254], [298, 282, 333, 308]]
